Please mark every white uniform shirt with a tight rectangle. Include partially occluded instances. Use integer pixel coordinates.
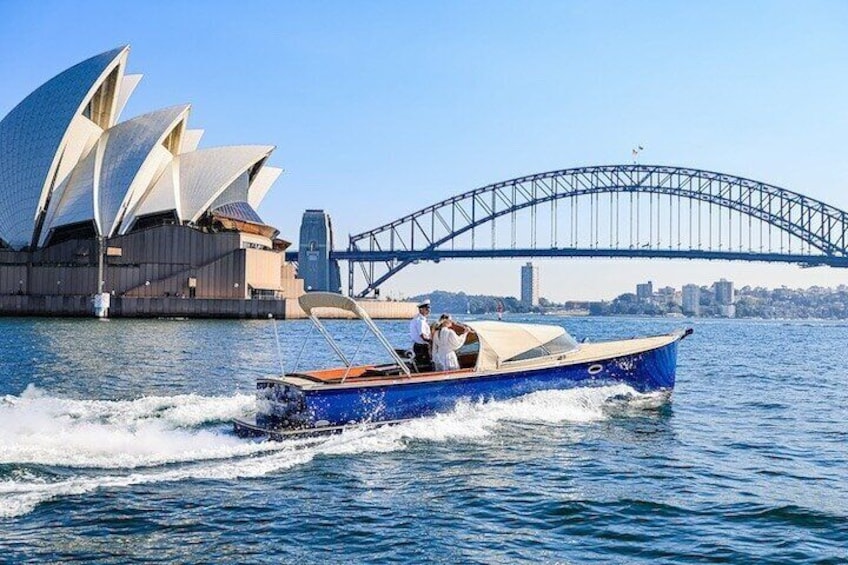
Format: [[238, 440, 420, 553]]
[[409, 313, 431, 346]]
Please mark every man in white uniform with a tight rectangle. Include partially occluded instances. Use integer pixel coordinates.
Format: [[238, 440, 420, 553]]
[[409, 299, 432, 371]]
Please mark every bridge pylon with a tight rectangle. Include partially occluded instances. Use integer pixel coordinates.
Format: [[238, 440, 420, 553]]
[[297, 210, 341, 293]]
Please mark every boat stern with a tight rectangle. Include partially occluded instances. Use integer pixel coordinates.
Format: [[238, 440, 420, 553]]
[[254, 378, 310, 428]]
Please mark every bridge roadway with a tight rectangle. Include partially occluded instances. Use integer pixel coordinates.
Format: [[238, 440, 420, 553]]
[[286, 248, 848, 267]]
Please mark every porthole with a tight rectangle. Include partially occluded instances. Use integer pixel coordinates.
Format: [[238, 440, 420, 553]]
[[588, 364, 603, 375]]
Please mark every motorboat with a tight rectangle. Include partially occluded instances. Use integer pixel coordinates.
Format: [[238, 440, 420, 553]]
[[233, 293, 691, 440]]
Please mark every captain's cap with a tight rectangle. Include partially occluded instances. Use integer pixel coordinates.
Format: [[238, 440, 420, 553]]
[[417, 299, 431, 309]]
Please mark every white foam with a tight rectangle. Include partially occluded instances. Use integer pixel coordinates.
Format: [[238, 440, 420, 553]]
[[0, 386, 271, 468], [0, 383, 663, 518]]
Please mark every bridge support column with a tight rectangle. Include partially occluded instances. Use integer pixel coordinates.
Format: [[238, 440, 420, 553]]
[[298, 210, 342, 293], [348, 259, 355, 298]]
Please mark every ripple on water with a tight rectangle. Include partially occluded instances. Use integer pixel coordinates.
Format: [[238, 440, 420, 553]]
[[0, 317, 847, 564]]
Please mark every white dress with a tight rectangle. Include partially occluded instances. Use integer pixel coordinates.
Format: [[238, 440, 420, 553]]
[[432, 327, 467, 371]]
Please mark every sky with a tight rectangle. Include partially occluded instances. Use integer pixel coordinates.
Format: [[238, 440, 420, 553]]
[[1, 0, 847, 301]]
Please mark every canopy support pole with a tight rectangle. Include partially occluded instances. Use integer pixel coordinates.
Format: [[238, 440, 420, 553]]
[[360, 315, 411, 377], [309, 314, 351, 367]]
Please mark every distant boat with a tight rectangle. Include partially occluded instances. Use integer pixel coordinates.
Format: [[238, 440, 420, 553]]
[[234, 293, 692, 440]]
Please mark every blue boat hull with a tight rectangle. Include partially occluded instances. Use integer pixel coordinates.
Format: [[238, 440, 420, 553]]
[[248, 336, 680, 432]]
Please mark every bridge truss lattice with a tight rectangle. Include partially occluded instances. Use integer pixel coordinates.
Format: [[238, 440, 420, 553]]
[[345, 164, 848, 297]]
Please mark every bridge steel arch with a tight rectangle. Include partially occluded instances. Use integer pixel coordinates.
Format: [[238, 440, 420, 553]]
[[346, 164, 848, 297]]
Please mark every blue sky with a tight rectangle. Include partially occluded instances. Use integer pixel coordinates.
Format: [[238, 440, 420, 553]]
[[2, 1, 847, 300]]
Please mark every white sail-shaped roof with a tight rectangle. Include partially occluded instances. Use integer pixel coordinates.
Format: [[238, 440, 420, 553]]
[[209, 171, 250, 209], [248, 166, 282, 209], [96, 104, 190, 236], [178, 145, 274, 223], [37, 146, 101, 246], [180, 129, 204, 153], [39, 105, 190, 239], [0, 46, 128, 248], [1, 46, 284, 248], [120, 157, 181, 232], [210, 165, 282, 211], [114, 74, 143, 120]]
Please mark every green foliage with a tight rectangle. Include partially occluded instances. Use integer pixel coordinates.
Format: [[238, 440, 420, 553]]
[[409, 290, 530, 315]]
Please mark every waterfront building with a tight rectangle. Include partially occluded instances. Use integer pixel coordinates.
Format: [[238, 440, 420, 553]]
[[682, 284, 700, 316], [713, 278, 736, 317], [0, 46, 308, 315], [520, 262, 539, 306], [656, 286, 681, 306], [636, 281, 653, 302]]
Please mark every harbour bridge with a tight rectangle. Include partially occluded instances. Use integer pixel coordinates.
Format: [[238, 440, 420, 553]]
[[289, 164, 848, 297]]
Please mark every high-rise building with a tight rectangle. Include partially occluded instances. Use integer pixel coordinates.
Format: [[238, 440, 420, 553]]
[[713, 279, 735, 317], [656, 286, 681, 306], [520, 262, 539, 306], [682, 284, 700, 316], [714, 279, 735, 304], [636, 281, 653, 301]]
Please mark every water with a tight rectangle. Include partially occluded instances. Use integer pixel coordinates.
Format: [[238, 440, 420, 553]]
[[0, 315, 846, 563]]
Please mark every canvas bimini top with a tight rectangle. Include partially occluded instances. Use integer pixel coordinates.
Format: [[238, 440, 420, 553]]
[[464, 321, 579, 371], [298, 292, 368, 318]]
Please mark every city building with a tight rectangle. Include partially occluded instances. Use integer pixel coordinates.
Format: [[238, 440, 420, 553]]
[[520, 262, 539, 306], [0, 46, 305, 315], [656, 286, 681, 306], [636, 281, 653, 302], [713, 278, 736, 317], [682, 284, 700, 316]]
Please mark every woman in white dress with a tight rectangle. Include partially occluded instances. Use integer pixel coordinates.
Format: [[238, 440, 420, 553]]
[[431, 314, 469, 371]]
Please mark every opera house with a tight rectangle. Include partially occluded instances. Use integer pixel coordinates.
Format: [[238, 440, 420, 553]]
[[0, 46, 305, 317]]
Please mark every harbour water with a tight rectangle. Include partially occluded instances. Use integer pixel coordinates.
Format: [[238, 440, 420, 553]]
[[0, 315, 846, 563]]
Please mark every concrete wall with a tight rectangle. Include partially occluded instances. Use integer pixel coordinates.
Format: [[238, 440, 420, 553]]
[[1, 224, 299, 301], [0, 295, 285, 318], [0, 295, 417, 319], [246, 248, 283, 292], [0, 264, 26, 294], [279, 263, 304, 298]]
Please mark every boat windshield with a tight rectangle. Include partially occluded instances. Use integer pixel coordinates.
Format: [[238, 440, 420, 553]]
[[504, 332, 579, 362]]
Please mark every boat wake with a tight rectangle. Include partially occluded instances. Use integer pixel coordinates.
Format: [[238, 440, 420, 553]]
[[0, 383, 666, 518]]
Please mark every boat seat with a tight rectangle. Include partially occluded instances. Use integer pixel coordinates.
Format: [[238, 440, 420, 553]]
[[395, 348, 421, 373]]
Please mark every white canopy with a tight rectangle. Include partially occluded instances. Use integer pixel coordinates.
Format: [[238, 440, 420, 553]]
[[465, 321, 572, 371], [298, 292, 369, 319]]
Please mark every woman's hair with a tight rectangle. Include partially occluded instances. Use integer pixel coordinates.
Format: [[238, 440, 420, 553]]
[[438, 314, 452, 328]]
